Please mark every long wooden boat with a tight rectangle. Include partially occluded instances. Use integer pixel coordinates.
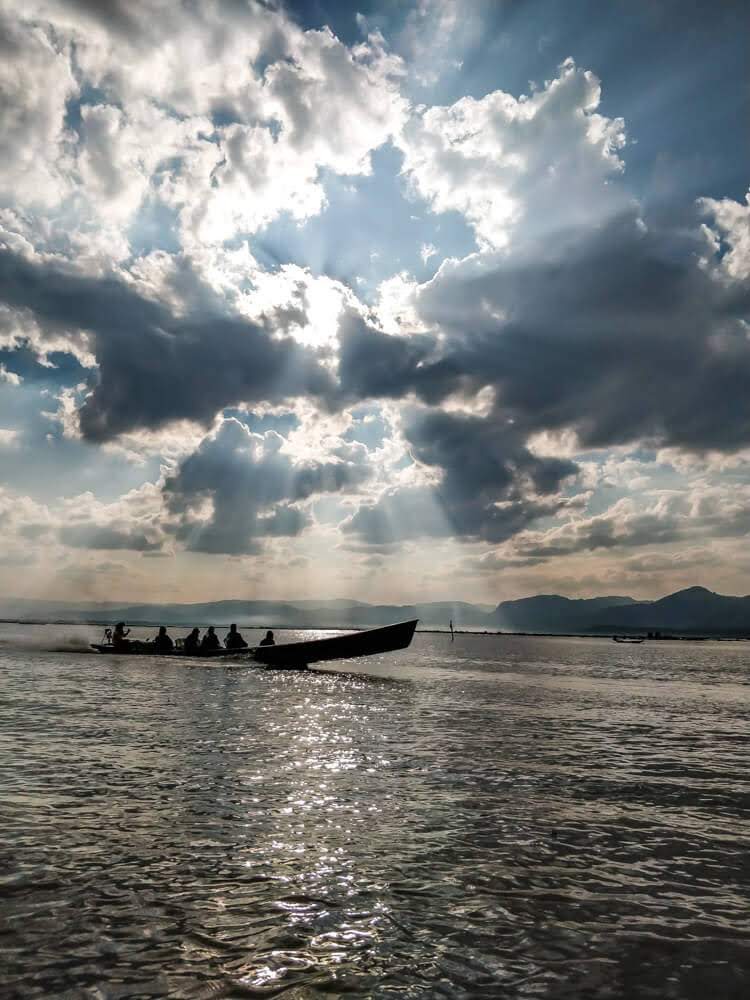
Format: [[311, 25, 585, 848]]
[[251, 619, 418, 667], [90, 619, 419, 668], [612, 635, 645, 644]]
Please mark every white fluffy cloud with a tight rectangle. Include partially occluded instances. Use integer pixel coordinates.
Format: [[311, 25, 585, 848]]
[[398, 58, 627, 248], [0, 4, 77, 207], [701, 190, 750, 280], [77, 101, 213, 225], [1, 2, 407, 256]]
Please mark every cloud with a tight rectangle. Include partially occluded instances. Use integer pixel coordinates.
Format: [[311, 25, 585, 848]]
[[622, 548, 713, 575], [0, 428, 20, 448], [407, 209, 750, 454], [334, 198, 750, 470], [393, 0, 487, 88], [456, 551, 546, 576], [8, 198, 748, 547], [514, 482, 750, 560], [700, 190, 750, 280], [515, 497, 684, 558], [0, 245, 336, 441], [342, 486, 452, 545], [343, 480, 577, 547], [1, 0, 749, 599], [163, 417, 372, 554], [0, 362, 22, 385], [45, 0, 140, 37], [174, 26, 407, 246], [398, 58, 627, 248], [1, 2, 406, 261], [0, 485, 52, 541], [55, 481, 167, 553], [337, 308, 439, 401], [77, 101, 213, 225], [59, 523, 163, 551], [0, 5, 77, 207]]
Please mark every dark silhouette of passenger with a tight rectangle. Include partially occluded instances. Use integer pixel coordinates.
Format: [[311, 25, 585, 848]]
[[112, 621, 131, 650], [153, 626, 174, 652], [183, 627, 200, 654], [224, 623, 248, 649], [201, 626, 221, 651], [259, 630, 275, 646]]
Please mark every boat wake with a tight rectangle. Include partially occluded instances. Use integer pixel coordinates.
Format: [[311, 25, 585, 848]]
[[0, 634, 94, 654]]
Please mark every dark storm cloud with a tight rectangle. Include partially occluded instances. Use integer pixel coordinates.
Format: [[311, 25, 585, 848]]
[[413, 213, 750, 453], [336, 309, 439, 400], [59, 523, 163, 551], [338, 211, 750, 454], [365, 407, 581, 543], [342, 406, 581, 546], [0, 247, 336, 442], [404, 409, 578, 499], [339, 207, 750, 545], [163, 417, 371, 554]]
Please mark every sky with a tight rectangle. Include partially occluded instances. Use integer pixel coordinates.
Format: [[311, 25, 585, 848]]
[[0, 0, 749, 606]]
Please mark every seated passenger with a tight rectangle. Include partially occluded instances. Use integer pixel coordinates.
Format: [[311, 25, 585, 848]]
[[201, 626, 221, 651], [153, 625, 174, 652], [112, 621, 131, 650], [224, 623, 248, 649], [259, 630, 275, 647], [183, 627, 201, 654]]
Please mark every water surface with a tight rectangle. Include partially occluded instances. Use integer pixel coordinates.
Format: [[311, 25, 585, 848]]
[[1, 625, 748, 998]]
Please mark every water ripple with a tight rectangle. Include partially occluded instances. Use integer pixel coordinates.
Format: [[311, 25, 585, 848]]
[[1, 626, 748, 997]]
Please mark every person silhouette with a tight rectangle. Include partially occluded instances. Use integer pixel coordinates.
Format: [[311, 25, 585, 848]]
[[224, 623, 248, 649], [183, 627, 201, 654], [112, 621, 131, 650], [201, 626, 221, 651], [153, 625, 174, 652], [259, 629, 275, 647]]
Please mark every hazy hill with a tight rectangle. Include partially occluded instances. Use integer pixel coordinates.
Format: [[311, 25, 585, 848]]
[[492, 594, 637, 632], [1, 587, 748, 634], [591, 586, 750, 634], [0, 597, 490, 628]]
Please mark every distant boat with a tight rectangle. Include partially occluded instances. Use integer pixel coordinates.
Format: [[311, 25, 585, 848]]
[[91, 619, 419, 669], [612, 635, 645, 644]]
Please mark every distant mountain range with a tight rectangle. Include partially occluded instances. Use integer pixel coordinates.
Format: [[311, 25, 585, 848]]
[[2, 586, 749, 636]]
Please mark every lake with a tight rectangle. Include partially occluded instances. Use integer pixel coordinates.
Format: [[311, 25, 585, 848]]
[[1, 624, 748, 998]]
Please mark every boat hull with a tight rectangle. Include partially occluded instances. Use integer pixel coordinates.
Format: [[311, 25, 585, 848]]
[[90, 644, 242, 658], [251, 619, 419, 666]]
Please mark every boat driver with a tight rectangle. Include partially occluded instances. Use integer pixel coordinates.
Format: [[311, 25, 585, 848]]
[[112, 622, 131, 651], [259, 630, 275, 647]]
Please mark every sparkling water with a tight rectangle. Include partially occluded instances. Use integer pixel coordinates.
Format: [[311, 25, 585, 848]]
[[1, 624, 748, 998]]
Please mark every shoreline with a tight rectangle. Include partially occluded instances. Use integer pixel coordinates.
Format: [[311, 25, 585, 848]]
[[1, 618, 748, 642]]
